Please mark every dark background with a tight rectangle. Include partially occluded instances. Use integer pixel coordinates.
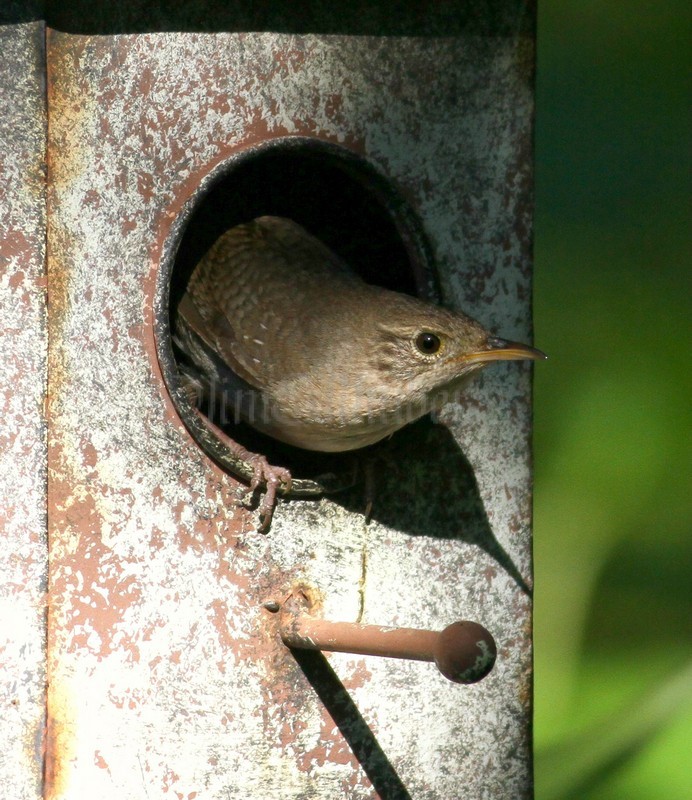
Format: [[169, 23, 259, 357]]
[[3, 2, 689, 797]]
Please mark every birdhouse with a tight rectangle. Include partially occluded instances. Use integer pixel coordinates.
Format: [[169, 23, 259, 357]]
[[1, 9, 537, 798]]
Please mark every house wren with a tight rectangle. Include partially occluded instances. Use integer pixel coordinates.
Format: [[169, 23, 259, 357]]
[[174, 215, 545, 526]]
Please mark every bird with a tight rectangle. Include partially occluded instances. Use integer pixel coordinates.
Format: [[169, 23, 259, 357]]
[[174, 215, 545, 528]]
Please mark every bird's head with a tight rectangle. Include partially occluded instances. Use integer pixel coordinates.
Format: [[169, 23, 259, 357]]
[[362, 290, 546, 416]]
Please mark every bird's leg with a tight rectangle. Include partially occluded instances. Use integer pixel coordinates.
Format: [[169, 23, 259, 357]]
[[193, 411, 292, 532], [246, 449, 293, 532], [360, 437, 408, 523], [363, 455, 376, 523]]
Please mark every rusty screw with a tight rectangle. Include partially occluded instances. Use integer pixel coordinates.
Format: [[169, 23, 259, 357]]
[[278, 614, 496, 685]]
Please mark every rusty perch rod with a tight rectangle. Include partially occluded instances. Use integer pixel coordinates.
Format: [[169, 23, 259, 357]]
[[279, 615, 497, 684]]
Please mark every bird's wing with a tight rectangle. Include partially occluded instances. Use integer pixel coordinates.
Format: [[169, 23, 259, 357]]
[[176, 290, 263, 389], [178, 217, 365, 390], [179, 217, 363, 389]]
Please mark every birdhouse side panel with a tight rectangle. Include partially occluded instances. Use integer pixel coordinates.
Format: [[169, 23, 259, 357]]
[[0, 22, 49, 800]]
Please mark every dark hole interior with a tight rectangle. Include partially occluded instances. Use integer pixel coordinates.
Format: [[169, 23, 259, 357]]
[[171, 140, 433, 308], [169, 139, 435, 483]]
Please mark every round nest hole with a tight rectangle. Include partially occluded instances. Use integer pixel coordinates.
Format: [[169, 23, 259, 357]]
[[158, 137, 438, 494]]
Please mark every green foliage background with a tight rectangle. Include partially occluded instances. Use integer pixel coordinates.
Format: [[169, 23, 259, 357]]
[[533, 2, 691, 798]]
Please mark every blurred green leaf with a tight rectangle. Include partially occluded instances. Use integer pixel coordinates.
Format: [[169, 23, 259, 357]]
[[533, 0, 691, 795], [535, 661, 692, 800]]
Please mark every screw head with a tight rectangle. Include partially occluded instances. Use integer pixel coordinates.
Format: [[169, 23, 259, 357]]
[[434, 621, 497, 684]]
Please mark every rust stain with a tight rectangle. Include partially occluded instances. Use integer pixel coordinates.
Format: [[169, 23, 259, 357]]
[[93, 749, 111, 776], [45, 32, 94, 198], [44, 682, 76, 800]]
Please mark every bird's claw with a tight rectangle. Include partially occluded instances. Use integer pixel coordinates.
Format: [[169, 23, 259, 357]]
[[192, 411, 292, 532], [245, 454, 292, 532]]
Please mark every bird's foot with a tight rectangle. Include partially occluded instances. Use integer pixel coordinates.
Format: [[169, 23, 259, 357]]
[[363, 455, 376, 523], [192, 410, 292, 532], [244, 453, 293, 532]]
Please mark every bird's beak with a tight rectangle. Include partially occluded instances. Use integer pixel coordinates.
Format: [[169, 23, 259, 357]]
[[460, 336, 547, 366]]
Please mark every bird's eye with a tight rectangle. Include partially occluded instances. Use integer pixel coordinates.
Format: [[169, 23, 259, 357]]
[[415, 332, 442, 355]]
